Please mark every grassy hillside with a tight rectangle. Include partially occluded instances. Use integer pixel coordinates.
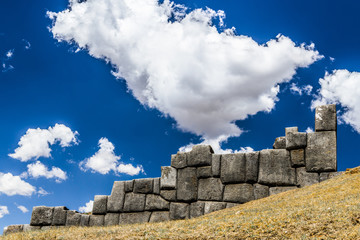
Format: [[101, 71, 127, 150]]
[[3, 167, 360, 239]]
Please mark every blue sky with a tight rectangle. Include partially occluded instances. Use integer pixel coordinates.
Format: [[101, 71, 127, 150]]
[[1, 0, 360, 233]]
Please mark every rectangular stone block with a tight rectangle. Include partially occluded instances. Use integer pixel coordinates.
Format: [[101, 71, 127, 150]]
[[66, 211, 81, 226], [223, 183, 254, 203], [286, 132, 307, 150], [52, 206, 68, 226], [198, 178, 224, 201], [285, 127, 298, 135], [171, 152, 187, 169], [123, 193, 146, 212], [190, 201, 205, 218], [204, 202, 226, 215], [3, 225, 23, 235], [149, 211, 170, 223], [290, 149, 305, 167], [104, 213, 120, 226], [197, 166, 212, 178], [176, 167, 198, 202], [92, 195, 107, 215], [269, 186, 298, 196], [153, 177, 160, 194], [160, 166, 177, 189], [306, 131, 337, 172], [258, 149, 296, 186], [124, 180, 134, 192], [30, 206, 54, 226], [107, 181, 125, 212], [23, 224, 41, 232], [145, 194, 170, 210], [245, 152, 259, 183], [80, 215, 90, 226], [211, 154, 221, 177], [170, 202, 189, 220], [315, 104, 337, 131], [296, 167, 319, 187], [220, 153, 246, 183], [89, 215, 104, 226], [160, 190, 176, 201], [273, 136, 286, 149], [120, 212, 151, 225], [187, 145, 213, 167], [254, 183, 269, 200], [133, 178, 153, 194]]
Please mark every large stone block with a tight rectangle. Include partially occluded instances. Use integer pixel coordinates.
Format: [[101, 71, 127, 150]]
[[211, 154, 221, 177], [273, 137, 286, 149], [245, 152, 259, 183], [23, 224, 41, 232], [290, 149, 305, 167], [306, 131, 337, 172], [107, 181, 125, 212], [153, 177, 160, 194], [171, 152, 187, 169], [123, 193, 146, 212], [30, 206, 54, 226], [176, 167, 198, 202], [285, 127, 298, 135], [92, 195, 107, 215], [296, 167, 319, 187], [254, 183, 269, 200], [133, 178, 153, 194], [124, 180, 134, 192], [315, 104, 337, 131], [187, 145, 213, 167], [269, 186, 297, 196], [204, 202, 226, 215], [286, 132, 307, 150], [220, 153, 246, 183], [80, 215, 90, 226], [197, 166, 212, 178], [223, 183, 254, 203], [52, 206, 68, 226], [160, 190, 176, 201], [258, 149, 296, 186], [190, 201, 205, 218], [170, 202, 189, 220], [120, 212, 151, 225], [104, 213, 120, 226], [149, 211, 170, 223], [160, 166, 177, 189], [66, 211, 81, 226], [145, 194, 170, 210], [198, 178, 224, 201], [89, 215, 104, 226], [3, 225, 23, 235]]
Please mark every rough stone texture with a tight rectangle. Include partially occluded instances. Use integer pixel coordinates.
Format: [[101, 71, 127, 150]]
[[89, 215, 104, 226], [3, 225, 23, 235], [170, 202, 189, 220], [145, 194, 170, 210], [187, 145, 213, 167], [245, 152, 259, 183], [286, 132, 307, 150], [92, 195, 107, 215], [296, 167, 319, 187], [66, 211, 81, 226], [226, 203, 240, 208], [197, 166, 212, 178], [160, 166, 177, 189], [223, 183, 254, 203], [269, 186, 298, 195], [211, 154, 221, 177], [133, 178, 154, 194], [149, 211, 170, 223], [306, 131, 337, 172], [104, 213, 120, 226], [120, 212, 151, 225], [30, 206, 54, 226], [23, 224, 41, 232], [273, 136, 286, 149], [220, 153, 246, 183], [290, 149, 305, 167], [254, 183, 269, 200], [123, 193, 146, 212], [258, 149, 296, 186], [124, 180, 134, 192], [285, 127, 298, 135], [204, 202, 226, 215], [52, 206, 68, 226], [190, 202, 205, 218], [160, 190, 176, 201], [80, 215, 90, 226], [177, 167, 198, 202], [153, 177, 160, 194], [315, 104, 337, 131], [41, 226, 52, 230], [107, 181, 125, 212], [320, 171, 343, 182], [198, 178, 224, 201], [171, 152, 187, 169]]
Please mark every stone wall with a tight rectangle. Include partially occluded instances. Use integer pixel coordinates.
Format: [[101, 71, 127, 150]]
[[3, 104, 342, 235]]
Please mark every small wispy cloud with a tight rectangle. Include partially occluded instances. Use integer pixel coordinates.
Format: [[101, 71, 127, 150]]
[[289, 83, 313, 96], [17, 205, 29, 213], [0, 206, 9, 218]]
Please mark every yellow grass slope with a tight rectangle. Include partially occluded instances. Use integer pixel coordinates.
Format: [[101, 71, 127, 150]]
[[3, 167, 360, 240]]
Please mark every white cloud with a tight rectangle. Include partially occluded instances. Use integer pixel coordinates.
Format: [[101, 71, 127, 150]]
[[329, 57, 335, 62], [312, 70, 360, 133], [23, 161, 67, 182], [290, 83, 313, 96], [17, 205, 29, 213], [22, 39, 31, 50], [6, 49, 14, 58], [78, 200, 93, 213], [305, 127, 314, 133], [37, 187, 49, 196], [0, 206, 9, 218], [9, 123, 79, 162], [0, 172, 36, 196], [48, 0, 322, 148], [80, 137, 144, 175]]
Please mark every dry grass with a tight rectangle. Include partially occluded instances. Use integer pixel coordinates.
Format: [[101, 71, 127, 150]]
[[3, 167, 360, 240]]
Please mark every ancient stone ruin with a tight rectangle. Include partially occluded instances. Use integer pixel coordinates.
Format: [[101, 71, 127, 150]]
[[3, 104, 341, 235]]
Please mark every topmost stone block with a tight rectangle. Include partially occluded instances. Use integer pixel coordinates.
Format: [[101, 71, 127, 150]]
[[187, 145, 214, 167], [315, 104, 337, 131]]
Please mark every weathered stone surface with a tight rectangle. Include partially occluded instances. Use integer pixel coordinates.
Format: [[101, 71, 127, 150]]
[[198, 178, 224, 201], [273, 136, 286, 149], [160, 166, 177, 189], [269, 186, 298, 196], [3, 225, 23, 235], [315, 104, 337, 131], [89, 215, 104, 226], [123, 193, 146, 212], [170, 202, 189, 220], [104, 213, 120, 226], [177, 167, 198, 202], [226, 203, 240, 208], [285, 127, 298, 135], [40, 226, 52, 230], [211, 154, 221, 177], [23, 224, 41, 232], [52, 206, 68, 226], [286, 132, 307, 150], [92, 195, 107, 215], [107, 181, 125, 212], [124, 180, 134, 192], [245, 152, 259, 183], [258, 149, 296, 186], [306, 131, 337, 172], [223, 183, 254, 203], [149, 211, 170, 223], [204, 202, 226, 215], [30, 206, 54, 226], [254, 183, 269, 200], [133, 178, 154, 194], [66, 211, 81, 226], [220, 153, 246, 183], [187, 145, 213, 167], [80, 215, 90, 226], [171, 152, 187, 169], [190, 202, 205, 218], [153, 177, 160, 194], [145, 194, 170, 210], [296, 167, 319, 187], [160, 190, 176, 201], [290, 149, 305, 167], [197, 166, 212, 178], [320, 171, 343, 182], [120, 212, 151, 224]]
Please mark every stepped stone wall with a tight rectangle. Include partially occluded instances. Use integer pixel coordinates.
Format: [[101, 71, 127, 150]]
[[3, 104, 342, 235]]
